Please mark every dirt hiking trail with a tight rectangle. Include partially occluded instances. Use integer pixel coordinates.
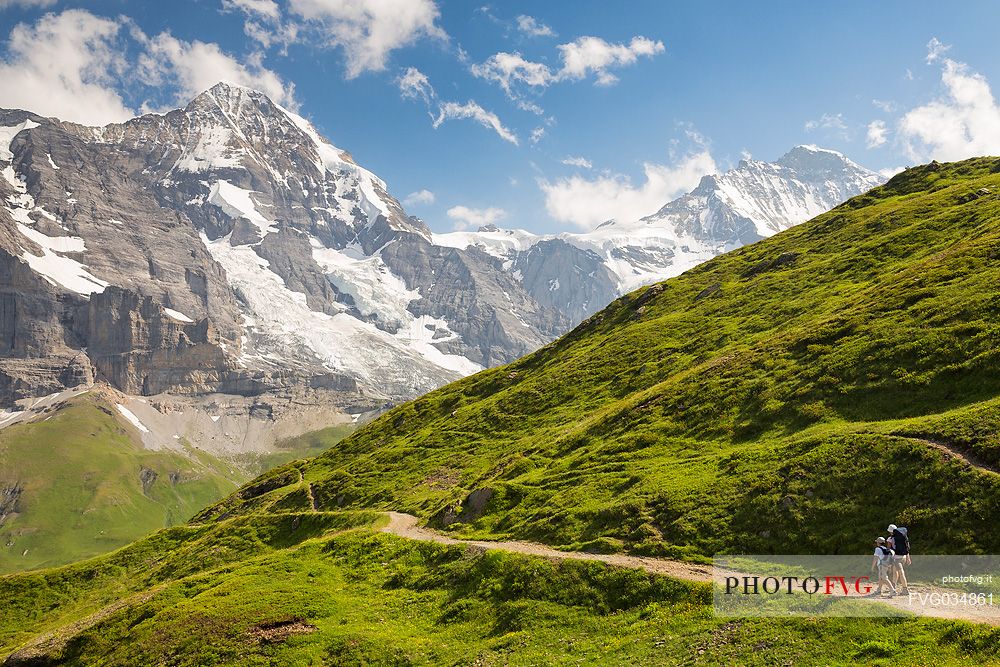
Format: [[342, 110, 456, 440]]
[[380, 511, 1000, 625]]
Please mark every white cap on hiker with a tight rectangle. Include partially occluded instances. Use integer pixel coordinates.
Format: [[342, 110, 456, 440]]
[[887, 524, 897, 532], [876, 536, 886, 544]]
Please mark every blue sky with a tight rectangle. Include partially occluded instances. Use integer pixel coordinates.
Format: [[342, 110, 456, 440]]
[[2, 1, 999, 234]]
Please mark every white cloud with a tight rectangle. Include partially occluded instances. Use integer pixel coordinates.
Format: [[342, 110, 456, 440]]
[[433, 100, 519, 145], [403, 189, 435, 206], [529, 126, 545, 144], [398, 67, 518, 145], [0, 0, 55, 8], [446, 205, 505, 230], [557, 35, 664, 85], [540, 149, 716, 230], [561, 156, 592, 169], [804, 112, 847, 133], [515, 14, 554, 38], [288, 0, 445, 78], [397, 66, 434, 104], [471, 51, 554, 95], [222, 0, 297, 51], [0, 9, 296, 125], [0, 10, 134, 125], [899, 39, 1000, 161], [926, 36, 950, 63], [516, 98, 545, 115], [471, 34, 664, 96], [138, 32, 296, 110], [222, 0, 279, 19], [872, 99, 896, 113], [866, 120, 888, 148], [242, 19, 299, 50]]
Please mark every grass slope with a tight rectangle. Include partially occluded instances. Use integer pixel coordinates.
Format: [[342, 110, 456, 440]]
[[199, 158, 1000, 559], [0, 397, 355, 575], [2, 513, 999, 665], [0, 394, 245, 573]]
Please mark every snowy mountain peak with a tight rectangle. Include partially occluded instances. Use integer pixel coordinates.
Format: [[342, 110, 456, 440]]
[[775, 144, 863, 174], [445, 145, 887, 297], [158, 82, 427, 241]]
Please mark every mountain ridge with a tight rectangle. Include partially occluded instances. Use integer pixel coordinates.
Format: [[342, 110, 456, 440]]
[[436, 143, 885, 294]]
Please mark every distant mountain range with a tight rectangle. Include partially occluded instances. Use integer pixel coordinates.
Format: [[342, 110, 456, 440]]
[[0, 82, 884, 426], [438, 143, 884, 301]]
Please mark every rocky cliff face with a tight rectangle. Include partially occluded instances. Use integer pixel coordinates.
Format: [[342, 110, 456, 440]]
[[0, 85, 574, 408]]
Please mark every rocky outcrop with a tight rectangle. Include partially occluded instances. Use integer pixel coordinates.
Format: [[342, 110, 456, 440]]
[[381, 235, 564, 366], [513, 239, 618, 324], [86, 287, 230, 395], [0, 482, 21, 527], [0, 246, 92, 401]]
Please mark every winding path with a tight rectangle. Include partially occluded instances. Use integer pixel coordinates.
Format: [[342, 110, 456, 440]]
[[381, 511, 716, 582], [379, 512, 1000, 625], [902, 435, 999, 475]]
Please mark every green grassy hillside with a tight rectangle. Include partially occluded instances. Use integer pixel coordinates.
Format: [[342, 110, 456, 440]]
[[2, 512, 999, 666], [0, 394, 241, 573], [0, 396, 355, 575], [4, 158, 1000, 664], [200, 158, 1000, 559]]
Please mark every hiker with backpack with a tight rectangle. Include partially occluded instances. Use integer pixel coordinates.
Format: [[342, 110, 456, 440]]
[[887, 523, 911, 595], [870, 536, 897, 596]]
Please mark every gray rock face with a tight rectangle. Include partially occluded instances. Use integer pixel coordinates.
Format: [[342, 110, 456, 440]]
[[86, 287, 229, 396], [512, 239, 618, 325], [0, 84, 589, 407], [380, 235, 564, 366], [0, 482, 21, 527]]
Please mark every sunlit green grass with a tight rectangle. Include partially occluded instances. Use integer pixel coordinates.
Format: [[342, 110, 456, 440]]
[[0, 395, 239, 573], [0, 396, 355, 574], [3, 515, 999, 666]]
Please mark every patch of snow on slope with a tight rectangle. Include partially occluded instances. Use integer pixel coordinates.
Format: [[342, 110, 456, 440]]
[[201, 233, 480, 396], [276, 104, 393, 223], [395, 315, 481, 375], [2, 165, 26, 192], [208, 180, 275, 237], [15, 222, 109, 295], [432, 227, 540, 260], [0, 119, 39, 161], [310, 238, 417, 328], [46, 153, 59, 170], [116, 404, 150, 433], [173, 125, 244, 173], [3, 159, 108, 295], [163, 308, 195, 323]]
